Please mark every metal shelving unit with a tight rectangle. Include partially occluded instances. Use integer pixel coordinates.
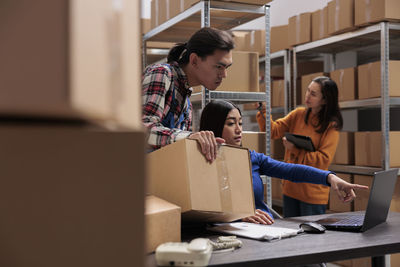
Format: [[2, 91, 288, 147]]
[[260, 49, 291, 115], [292, 22, 400, 174], [142, 1, 273, 206]]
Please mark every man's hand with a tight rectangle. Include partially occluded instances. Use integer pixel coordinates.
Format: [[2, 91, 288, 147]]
[[241, 209, 274, 225], [188, 131, 225, 163], [327, 173, 369, 202]]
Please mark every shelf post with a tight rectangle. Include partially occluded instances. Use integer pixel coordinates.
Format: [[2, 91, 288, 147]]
[[201, 0, 211, 109], [380, 22, 390, 171], [264, 4, 272, 208]]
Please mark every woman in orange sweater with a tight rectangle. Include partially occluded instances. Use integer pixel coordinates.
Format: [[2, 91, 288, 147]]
[[256, 76, 343, 217]]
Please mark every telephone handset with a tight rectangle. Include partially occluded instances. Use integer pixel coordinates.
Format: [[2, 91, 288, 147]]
[[155, 238, 212, 266]]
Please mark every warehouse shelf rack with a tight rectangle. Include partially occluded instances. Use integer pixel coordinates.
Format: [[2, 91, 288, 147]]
[[292, 22, 400, 174], [142, 1, 274, 207], [260, 49, 291, 115]]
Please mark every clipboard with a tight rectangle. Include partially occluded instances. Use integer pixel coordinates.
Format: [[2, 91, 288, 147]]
[[284, 132, 315, 152]]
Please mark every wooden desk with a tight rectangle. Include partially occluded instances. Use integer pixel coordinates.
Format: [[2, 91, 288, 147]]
[[146, 212, 400, 267]]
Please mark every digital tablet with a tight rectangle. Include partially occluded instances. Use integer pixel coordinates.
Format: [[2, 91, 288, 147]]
[[284, 133, 315, 152]]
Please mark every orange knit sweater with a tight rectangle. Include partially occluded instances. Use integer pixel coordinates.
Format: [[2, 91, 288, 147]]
[[256, 107, 339, 204]]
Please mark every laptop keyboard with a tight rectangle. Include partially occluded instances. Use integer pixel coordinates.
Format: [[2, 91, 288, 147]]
[[331, 215, 365, 226]]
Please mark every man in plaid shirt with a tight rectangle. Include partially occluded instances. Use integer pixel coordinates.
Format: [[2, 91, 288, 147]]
[[142, 27, 234, 162]]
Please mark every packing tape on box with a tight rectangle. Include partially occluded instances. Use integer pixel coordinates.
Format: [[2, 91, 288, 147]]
[[216, 146, 233, 212], [335, 0, 340, 32], [319, 10, 324, 39], [155, 0, 159, 26], [166, 0, 170, 19], [296, 15, 300, 44], [250, 30, 255, 47], [180, 0, 184, 11], [339, 69, 344, 87], [366, 0, 371, 23]]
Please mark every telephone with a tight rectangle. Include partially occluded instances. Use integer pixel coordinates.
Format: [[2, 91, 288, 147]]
[[155, 238, 212, 267]]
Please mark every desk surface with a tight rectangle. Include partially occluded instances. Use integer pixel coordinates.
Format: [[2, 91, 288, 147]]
[[146, 212, 400, 267]]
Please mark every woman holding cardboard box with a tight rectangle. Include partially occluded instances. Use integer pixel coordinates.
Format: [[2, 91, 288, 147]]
[[256, 76, 343, 218], [199, 100, 365, 224], [142, 27, 234, 162]]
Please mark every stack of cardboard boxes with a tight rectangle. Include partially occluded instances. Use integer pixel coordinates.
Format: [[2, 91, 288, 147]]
[[0, 1, 145, 266]]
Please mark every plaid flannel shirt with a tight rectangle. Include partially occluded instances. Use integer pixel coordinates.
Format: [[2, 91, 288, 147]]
[[142, 62, 193, 151]]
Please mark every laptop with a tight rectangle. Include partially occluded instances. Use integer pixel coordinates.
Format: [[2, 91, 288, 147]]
[[316, 168, 398, 232], [207, 222, 301, 241]]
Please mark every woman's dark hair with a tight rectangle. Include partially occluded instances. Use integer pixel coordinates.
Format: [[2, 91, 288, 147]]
[[167, 27, 235, 65], [305, 76, 343, 134], [199, 100, 241, 138]]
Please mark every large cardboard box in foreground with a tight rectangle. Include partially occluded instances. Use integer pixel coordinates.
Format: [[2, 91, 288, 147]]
[[147, 139, 255, 222], [0, 123, 146, 267], [145, 196, 181, 253], [0, 0, 142, 128]]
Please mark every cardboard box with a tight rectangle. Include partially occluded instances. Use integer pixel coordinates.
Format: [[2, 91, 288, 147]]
[[329, 173, 353, 212], [330, 67, 357, 101], [328, 0, 355, 35], [217, 51, 259, 92], [354, 131, 400, 167], [271, 177, 283, 201], [141, 18, 151, 35], [312, 7, 329, 41], [185, 0, 272, 9], [151, 0, 168, 28], [271, 25, 289, 53], [245, 30, 266, 56], [288, 12, 311, 46], [332, 131, 355, 165], [297, 61, 324, 77], [232, 31, 250, 51], [357, 60, 400, 99], [242, 131, 285, 160], [0, 123, 146, 267], [0, 0, 142, 128], [301, 72, 328, 105], [145, 196, 181, 253], [355, 0, 400, 26], [147, 139, 255, 222], [272, 79, 285, 107]]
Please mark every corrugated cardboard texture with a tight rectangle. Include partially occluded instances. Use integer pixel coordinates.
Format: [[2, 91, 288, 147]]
[[330, 67, 357, 101], [145, 196, 181, 253], [355, 0, 400, 26], [329, 173, 352, 212], [357, 60, 400, 99], [147, 139, 255, 222], [217, 51, 259, 92], [0, 124, 146, 267]]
